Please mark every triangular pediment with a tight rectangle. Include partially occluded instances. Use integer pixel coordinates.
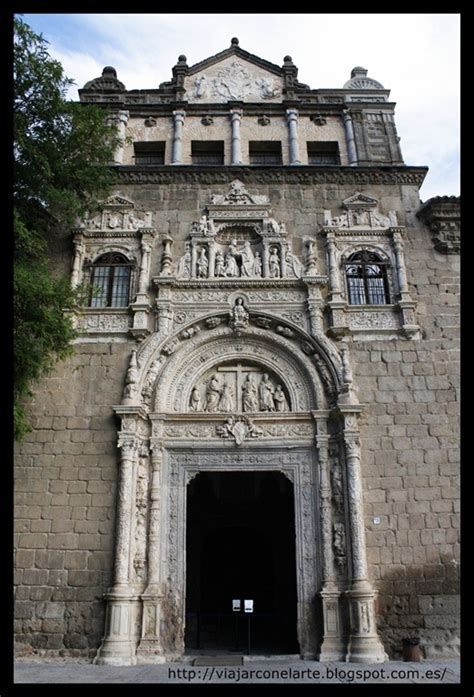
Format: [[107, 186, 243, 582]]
[[342, 192, 378, 208], [102, 195, 136, 208], [184, 49, 284, 103]]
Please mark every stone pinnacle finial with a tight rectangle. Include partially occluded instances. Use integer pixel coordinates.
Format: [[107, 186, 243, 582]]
[[231, 37, 239, 46], [102, 66, 117, 77], [350, 66, 368, 79], [178, 55, 187, 63], [283, 55, 293, 64]]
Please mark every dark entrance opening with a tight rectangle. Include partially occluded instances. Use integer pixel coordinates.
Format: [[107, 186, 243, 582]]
[[185, 471, 299, 654]]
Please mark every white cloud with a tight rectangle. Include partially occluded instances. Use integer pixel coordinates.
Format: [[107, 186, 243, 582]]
[[30, 13, 460, 199]]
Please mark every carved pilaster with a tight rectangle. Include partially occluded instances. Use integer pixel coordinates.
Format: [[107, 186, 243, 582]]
[[137, 438, 165, 661], [314, 415, 346, 661]]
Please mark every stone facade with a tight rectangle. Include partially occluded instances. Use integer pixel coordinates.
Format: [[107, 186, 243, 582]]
[[14, 39, 460, 662]]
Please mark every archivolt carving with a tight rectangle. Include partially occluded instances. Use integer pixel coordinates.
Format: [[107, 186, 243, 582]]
[[151, 329, 325, 413]]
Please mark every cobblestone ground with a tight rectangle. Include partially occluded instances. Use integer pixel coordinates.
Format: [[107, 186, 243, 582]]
[[13, 657, 460, 684]]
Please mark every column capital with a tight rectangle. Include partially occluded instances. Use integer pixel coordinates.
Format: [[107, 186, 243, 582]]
[[286, 107, 299, 120], [172, 109, 186, 121]]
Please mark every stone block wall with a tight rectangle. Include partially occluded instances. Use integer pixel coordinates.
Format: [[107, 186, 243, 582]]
[[13, 178, 460, 658], [14, 342, 132, 655]]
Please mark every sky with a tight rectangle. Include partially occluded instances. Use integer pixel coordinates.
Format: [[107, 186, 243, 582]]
[[21, 12, 460, 202]]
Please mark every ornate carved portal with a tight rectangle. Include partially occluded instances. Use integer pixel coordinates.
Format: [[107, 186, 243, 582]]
[[93, 200, 388, 664]]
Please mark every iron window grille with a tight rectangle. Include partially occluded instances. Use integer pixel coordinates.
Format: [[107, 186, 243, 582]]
[[307, 141, 340, 165], [191, 141, 224, 165], [88, 253, 133, 308], [134, 141, 165, 165], [345, 250, 391, 305], [249, 141, 283, 164]]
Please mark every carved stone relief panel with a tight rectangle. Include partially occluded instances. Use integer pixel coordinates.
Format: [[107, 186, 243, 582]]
[[184, 59, 283, 103], [189, 361, 291, 414], [153, 332, 320, 413]]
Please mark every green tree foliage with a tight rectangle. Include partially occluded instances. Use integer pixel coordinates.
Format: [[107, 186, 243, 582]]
[[14, 17, 121, 440]]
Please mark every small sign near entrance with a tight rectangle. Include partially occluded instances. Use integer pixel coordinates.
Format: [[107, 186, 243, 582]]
[[232, 599, 241, 612], [244, 599, 254, 613]]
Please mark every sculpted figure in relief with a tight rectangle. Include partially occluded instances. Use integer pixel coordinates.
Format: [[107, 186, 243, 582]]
[[197, 247, 209, 278], [273, 385, 289, 412], [253, 252, 263, 277], [285, 250, 304, 278], [239, 241, 255, 277], [218, 381, 234, 412], [225, 241, 239, 277], [206, 374, 221, 412], [269, 247, 281, 278], [242, 374, 259, 412], [259, 373, 275, 411], [214, 250, 226, 277], [193, 75, 208, 99], [229, 297, 249, 332], [189, 386, 202, 412], [176, 242, 191, 278]]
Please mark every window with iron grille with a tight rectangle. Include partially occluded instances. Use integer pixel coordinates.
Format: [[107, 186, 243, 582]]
[[307, 141, 340, 165], [345, 251, 391, 305], [88, 253, 133, 307], [249, 141, 282, 164], [191, 141, 224, 165], [134, 141, 165, 164]]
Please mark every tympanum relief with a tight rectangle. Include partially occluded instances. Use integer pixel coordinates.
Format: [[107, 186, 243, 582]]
[[189, 362, 291, 414]]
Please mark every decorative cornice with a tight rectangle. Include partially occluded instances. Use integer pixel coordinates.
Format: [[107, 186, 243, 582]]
[[416, 196, 460, 254], [115, 165, 428, 188], [152, 277, 327, 289]]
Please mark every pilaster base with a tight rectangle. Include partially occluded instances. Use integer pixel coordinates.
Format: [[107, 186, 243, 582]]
[[345, 581, 388, 663], [317, 587, 346, 661], [94, 589, 141, 666]]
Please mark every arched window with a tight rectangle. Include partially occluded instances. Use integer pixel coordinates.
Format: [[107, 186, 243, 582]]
[[345, 251, 391, 305], [89, 253, 132, 307]]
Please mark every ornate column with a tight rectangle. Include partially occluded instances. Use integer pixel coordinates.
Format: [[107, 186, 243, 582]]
[[171, 110, 186, 164], [208, 240, 216, 278], [262, 241, 270, 278], [191, 242, 198, 279], [131, 233, 154, 339], [343, 110, 358, 165], [107, 110, 129, 164], [391, 228, 420, 338], [230, 109, 243, 165], [71, 236, 85, 288], [391, 230, 410, 300], [286, 108, 301, 164], [138, 240, 152, 295], [314, 416, 346, 660], [341, 410, 388, 662], [95, 436, 140, 665], [280, 243, 287, 277], [304, 281, 325, 335], [325, 232, 343, 301], [137, 436, 165, 661]]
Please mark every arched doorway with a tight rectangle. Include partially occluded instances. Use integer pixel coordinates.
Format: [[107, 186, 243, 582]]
[[185, 471, 298, 654]]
